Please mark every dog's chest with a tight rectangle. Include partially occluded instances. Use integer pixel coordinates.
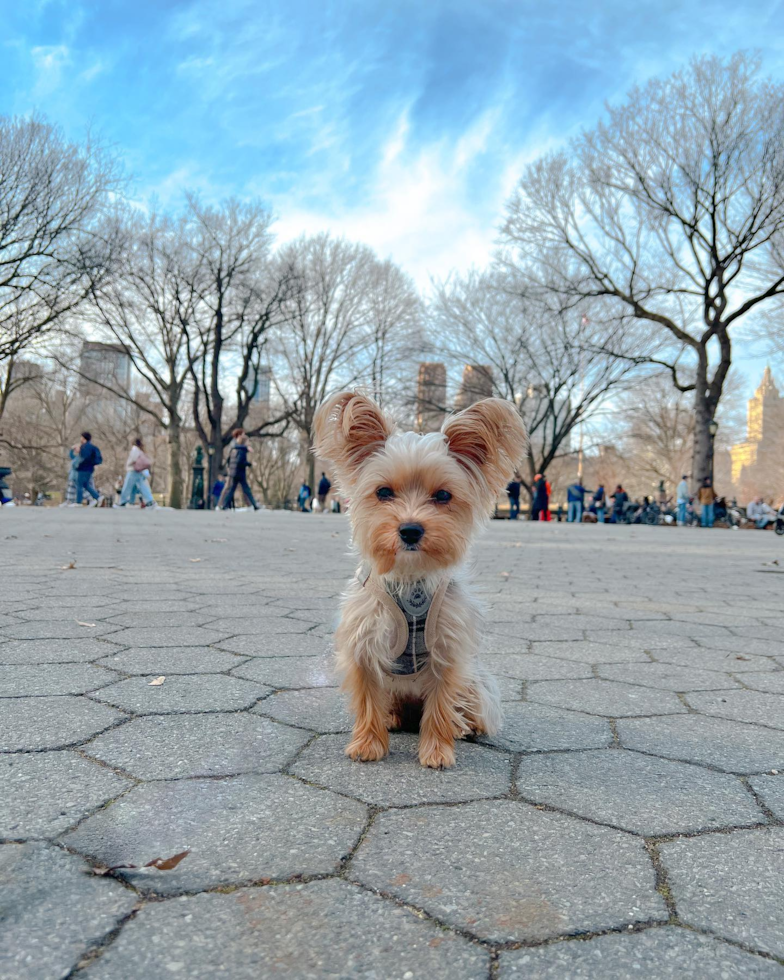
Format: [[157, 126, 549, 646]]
[[388, 582, 434, 676]]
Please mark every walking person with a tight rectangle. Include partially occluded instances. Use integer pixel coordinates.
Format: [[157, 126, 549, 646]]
[[676, 475, 690, 526], [116, 438, 156, 508], [567, 479, 587, 523], [75, 432, 103, 506], [506, 473, 522, 520], [592, 484, 606, 523], [530, 473, 548, 522], [297, 481, 311, 512], [610, 484, 629, 523], [316, 471, 332, 514], [698, 477, 717, 528], [62, 444, 80, 506], [219, 431, 259, 510]]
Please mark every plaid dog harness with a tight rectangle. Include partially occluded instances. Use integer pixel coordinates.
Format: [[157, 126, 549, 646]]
[[358, 570, 450, 676]]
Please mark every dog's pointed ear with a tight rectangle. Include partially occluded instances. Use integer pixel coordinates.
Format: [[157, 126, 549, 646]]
[[442, 398, 527, 500], [312, 391, 393, 486]]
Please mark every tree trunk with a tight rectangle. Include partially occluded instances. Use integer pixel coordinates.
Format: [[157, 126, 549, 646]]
[[168, 420, 183, 509]]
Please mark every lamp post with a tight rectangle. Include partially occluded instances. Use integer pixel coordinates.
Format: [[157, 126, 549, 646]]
[[188, 446, 205, 510], [708, 418, 719, 484]]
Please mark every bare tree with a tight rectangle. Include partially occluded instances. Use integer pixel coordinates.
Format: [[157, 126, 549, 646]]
[[433, 269, 640, 501], [273, 234, 378, 487], [84, 211, 199, 508], [183, 197, 293, 500], [0, 115, 121, 419], [365, 258, 424, 410], [503, 53, 784, 485]]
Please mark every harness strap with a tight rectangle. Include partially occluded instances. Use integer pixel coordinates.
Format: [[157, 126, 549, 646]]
[[358, 570, 450, 664]]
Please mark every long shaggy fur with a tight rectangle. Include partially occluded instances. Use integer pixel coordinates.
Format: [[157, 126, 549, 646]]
[[315, 391, 526, 768]]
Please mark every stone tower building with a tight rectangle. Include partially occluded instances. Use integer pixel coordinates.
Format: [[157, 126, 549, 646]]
[[416, 363, 447, 433], [729, 366, 784, 500], [453, 364, 494, 412]]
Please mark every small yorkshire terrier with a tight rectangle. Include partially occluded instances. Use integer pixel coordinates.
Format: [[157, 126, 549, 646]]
[[313, 391, 527, 769]]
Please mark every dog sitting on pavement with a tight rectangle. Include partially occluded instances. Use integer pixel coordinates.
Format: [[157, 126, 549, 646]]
[[313, 391, 527, 769]]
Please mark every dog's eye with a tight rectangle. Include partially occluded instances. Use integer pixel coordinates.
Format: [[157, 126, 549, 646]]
[[376, 486, 395, 500], [433, 489, 452, 504]]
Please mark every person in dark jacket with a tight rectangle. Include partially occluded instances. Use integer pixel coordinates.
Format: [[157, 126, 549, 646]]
[[566, 481, 587, 523], [297, 482, 311, 512], [530, 473, 548, 522], [219, 432, 259, 510], [506, 474, 521, 519], [610, 485, 629, 523], [316, 472, 332, 513], [75, 432, 103, 506]]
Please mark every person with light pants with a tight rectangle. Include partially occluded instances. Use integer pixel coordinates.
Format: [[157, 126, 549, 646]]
[[118, 439, 155, 507], [676, 475, 690, 526]]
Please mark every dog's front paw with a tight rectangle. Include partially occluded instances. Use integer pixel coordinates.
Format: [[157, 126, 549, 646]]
[[345, 735, 388, 762], [419, 741, 456, 769]]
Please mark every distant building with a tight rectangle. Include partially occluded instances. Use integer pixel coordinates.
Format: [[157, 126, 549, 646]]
[[79, 342, 131, 394], [454, 364, 494, 412], [729, 367, 784, 500], [416, 362, 446, 433], [79, 341, 132, 426], [245, 364, 272, 406]]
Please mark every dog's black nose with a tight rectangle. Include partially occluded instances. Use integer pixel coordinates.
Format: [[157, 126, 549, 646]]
[[399, 523, 425, 546]]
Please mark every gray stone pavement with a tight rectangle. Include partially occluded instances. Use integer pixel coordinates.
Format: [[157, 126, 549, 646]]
[[1, 509, 784, 979]]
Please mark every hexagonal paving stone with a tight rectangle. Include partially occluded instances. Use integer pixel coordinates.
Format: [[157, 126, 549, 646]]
[[230, 653, 336, 688], [484, 653, 593, 681], [1, 696, 125, 751], [534, 613, 629, 632], [62, 775, 367, 895], [516, 749, 764, 835], [740, 672, 784, 694], [0, 752, 131, 838], [106, 626, 232, 647], [0, 621, 122, 640], [0, 842, 137, 980], [660, 828, 784, 958], [215, 633, 330, 657], [0, 663, 120, 697], [701, 635, 784, 657], [293, 733, 511, 806], [654, 649, 780, 673], [529, 641, 652, 664], [633, 620, 732, 640], [585, 631, 697, 651], [749, 776, 784, 820], [253, 688, 350, 732], [527, 679, 686, 717], [81, 878, 489, 980], [498, 926, 784, 978], [490, 624, 584, 645], [481, 703, 612, 753], [95, 646, 246, 674], [685, 690, 784, 729], [617, 715, 784, 774], [85, 713, 309, 779], [596, 662, 739, 691], [105, 611, 216, 628], [0, 638, 124, 665], [349, 799, 665, 943], [202, 617, 309, 636], [92, 675, 270, 714]]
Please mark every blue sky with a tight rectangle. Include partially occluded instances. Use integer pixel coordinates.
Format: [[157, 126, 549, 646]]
[[3, 0, 784, 395]]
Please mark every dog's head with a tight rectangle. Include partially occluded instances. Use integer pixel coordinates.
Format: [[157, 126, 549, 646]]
[[313, 391, 527, 578]]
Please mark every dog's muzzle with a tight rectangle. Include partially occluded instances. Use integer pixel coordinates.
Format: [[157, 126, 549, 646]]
[[398, 522, 424, 549]]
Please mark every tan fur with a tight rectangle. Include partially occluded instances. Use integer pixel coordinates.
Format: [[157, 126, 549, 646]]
[[315, 391, 526, 768]]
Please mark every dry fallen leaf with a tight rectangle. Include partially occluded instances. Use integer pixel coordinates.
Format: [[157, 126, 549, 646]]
[[499, 571, 511, 579], [148, 676, 166, 686], [189, 558, 202, 563], [76, 621, 96, 628], [61, 561, 76, 570], [208, 537, 227, 543], [145, 850, 191, 871], [92, 849, 190, 876]]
